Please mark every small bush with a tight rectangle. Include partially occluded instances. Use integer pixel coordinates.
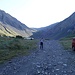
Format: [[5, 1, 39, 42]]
[[16, 35, 23, 39]]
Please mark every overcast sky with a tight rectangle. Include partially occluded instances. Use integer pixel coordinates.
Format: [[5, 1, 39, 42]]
[[0, 0, 75, 28]]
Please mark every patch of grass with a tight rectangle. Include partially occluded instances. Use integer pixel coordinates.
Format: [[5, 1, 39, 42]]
[[0, 37, 38, 64], [60, 38, 72, 50]]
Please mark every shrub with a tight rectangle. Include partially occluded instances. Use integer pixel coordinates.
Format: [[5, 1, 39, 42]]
[[16, 35, 23, 39]]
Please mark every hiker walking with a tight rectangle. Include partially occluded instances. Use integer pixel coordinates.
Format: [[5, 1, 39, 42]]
[[40, 38, 44, 50]]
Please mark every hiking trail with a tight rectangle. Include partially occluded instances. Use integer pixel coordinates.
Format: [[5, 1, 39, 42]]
[[0, 40, 75, 75]]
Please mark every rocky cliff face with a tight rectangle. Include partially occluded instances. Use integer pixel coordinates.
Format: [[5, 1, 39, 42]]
[[0, 10, 34, 37]]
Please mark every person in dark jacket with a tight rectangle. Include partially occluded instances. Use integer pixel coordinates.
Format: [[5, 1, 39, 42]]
[[40, 38, 44, 50]]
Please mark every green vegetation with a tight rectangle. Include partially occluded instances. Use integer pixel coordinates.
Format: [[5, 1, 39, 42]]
[[60, 37, 72, 50], [0, 37, 38, 64]]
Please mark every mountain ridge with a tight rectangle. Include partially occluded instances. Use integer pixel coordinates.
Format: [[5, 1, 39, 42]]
[[0, 10, 34, 37], [32, 12, 75, 39], [0, 9, 75, 39]]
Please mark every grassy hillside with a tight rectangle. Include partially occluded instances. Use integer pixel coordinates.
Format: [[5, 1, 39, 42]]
[[0, 22, 18, 37], [0, 37, 38, 64], [60, 37, 72, 50]]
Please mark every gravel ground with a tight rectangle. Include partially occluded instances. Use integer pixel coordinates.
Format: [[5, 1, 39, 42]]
[[0, 40, 75, 75]]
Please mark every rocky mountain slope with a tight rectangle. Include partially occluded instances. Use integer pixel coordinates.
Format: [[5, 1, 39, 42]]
[[32, 12, 75, 39], [0, 10, 34, 37]]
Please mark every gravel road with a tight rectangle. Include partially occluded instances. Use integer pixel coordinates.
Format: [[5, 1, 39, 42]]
[[0, 40, 75, 75]]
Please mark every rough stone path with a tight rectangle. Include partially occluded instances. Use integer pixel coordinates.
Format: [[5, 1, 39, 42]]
[[0, 40, 75, 75]]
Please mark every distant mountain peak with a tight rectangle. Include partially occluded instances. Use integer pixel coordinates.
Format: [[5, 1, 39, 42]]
[[0, 9, 5, 13], [68, 12, 75, 19], [72, 12, 75, 15]]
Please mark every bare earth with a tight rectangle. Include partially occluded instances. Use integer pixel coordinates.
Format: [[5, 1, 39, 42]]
[[0, 40, 75, 75]]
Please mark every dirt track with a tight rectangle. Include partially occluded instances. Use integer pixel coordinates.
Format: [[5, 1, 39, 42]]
[[0, 40, 75, 75]]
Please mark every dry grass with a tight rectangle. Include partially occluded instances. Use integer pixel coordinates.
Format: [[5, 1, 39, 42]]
[[0, 37, 38, 64], [60, 38, 72, 50]]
